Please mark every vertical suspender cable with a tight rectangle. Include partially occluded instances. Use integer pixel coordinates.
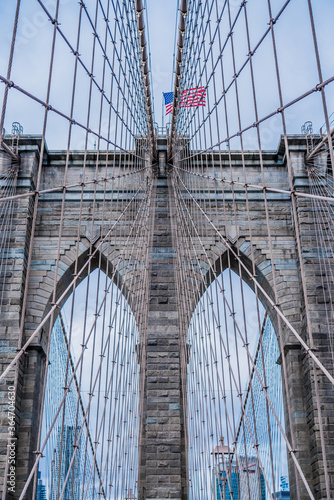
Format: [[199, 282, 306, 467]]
[[169, 0, 187, 161], [135, 0, 156, 159]]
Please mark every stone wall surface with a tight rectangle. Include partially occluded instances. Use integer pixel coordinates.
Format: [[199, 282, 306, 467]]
[[0, 136, 333, 499], [139, 171, 186, 500]]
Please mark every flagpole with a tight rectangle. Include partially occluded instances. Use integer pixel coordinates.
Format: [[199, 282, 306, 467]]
[[162, 93, 164, 129]]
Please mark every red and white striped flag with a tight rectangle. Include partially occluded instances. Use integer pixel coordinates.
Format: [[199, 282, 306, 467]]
[[179, 86, 206, 108]]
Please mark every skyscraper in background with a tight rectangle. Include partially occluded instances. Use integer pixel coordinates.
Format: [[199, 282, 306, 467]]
[[38, 317, 95, 499], [36, 471, 47, 500], [214, 455, 266, 500], [212, 318, 289, 499], [49, 425, 83, 500], [235, 318, 289, 498], [275, 493, 290, 499]]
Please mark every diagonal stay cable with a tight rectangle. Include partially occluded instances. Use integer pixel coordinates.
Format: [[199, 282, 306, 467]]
[[174, 163, 334, 203], [169, 74, 334, 163], [174, 168, 334, 388], [0, 74, 146, 161], [171, 171, 315, 500], [171, 172, 316, 499], [0, 176, 148, 383], [18, 173, 153, 499], [0, 165, 152, 204]]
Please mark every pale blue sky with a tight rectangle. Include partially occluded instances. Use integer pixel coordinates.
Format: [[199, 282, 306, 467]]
[[145, 0, 179, 126], [1, 0, 334, 147], [0, 0, 180, 146]]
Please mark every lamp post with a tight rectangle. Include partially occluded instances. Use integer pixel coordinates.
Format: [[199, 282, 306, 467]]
[[212, 436, 234, 500]]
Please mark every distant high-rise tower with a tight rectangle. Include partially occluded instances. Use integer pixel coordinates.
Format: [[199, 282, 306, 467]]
[[49, 425, 83, 500], [214, 457, 266, 500], [213, 438, 265, 500], [36, 471, 46, 500], [275, 493, 290, 499], [38, 317, 95, 500]]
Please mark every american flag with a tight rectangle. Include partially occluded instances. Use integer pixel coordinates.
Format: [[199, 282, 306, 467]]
[[179, 86, 206, 108], [163, 87, 206, 115], [163, 92, 174, 115]]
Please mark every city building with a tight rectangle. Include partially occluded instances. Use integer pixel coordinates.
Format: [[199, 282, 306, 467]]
[[213, 438, 266, 500], [49, 425, 83, 500], [275, 493, 290, 499], [36, 471, 47, 500]]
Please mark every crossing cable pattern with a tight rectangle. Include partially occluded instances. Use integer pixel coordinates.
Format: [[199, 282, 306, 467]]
[[0, 1, 334, 499], [170, 0, 334, 498], [0, 0, 154, 498], [306, 139, 334, 366]]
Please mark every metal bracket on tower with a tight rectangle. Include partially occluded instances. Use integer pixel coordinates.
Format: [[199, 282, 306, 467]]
[[0, 121, 23, 165]]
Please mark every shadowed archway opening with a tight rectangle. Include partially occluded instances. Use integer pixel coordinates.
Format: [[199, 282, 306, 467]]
[[37, 267, 140, 500], [186, 268, 289, 500]]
